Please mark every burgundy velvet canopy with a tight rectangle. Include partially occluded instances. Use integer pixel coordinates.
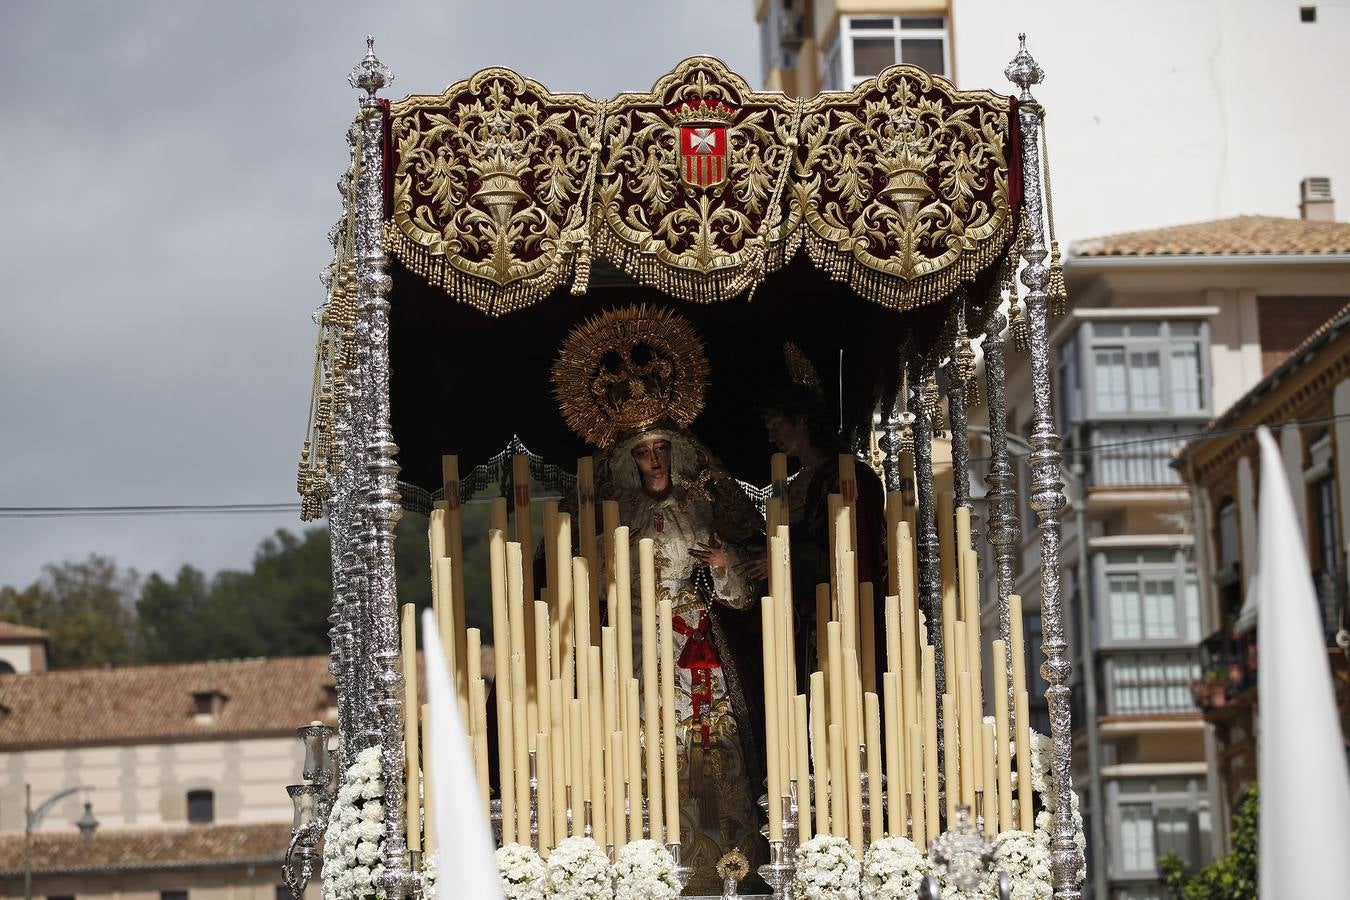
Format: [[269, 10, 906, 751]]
[[376, 57, 1023, 495]]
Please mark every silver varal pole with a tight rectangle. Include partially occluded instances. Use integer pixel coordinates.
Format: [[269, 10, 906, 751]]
[[350, 37, 413, 899], [1005, 34, 1081, 899], [981, 308, 1020, 733]]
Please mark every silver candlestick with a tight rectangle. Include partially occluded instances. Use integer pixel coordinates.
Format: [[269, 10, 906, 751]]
[[669, 842, 694, 891], [757, 839, 791, 899], [528, 750, 539, 851]]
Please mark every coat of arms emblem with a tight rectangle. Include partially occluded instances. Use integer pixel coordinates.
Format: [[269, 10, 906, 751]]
[[673, 100, 734, 188]]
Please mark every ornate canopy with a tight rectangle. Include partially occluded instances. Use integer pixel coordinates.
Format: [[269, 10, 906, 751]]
[[374, 56, 1023, 494]]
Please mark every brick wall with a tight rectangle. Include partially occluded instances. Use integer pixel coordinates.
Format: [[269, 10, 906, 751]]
[[1257, 296, 1350, 375]]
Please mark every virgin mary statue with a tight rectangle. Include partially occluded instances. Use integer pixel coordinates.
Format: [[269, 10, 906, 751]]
[[552, 306, 768, 892]]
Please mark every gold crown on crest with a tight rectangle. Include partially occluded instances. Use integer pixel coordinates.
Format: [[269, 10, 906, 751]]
[[552, 305, 709, 449], [670, 99, 736, 126]]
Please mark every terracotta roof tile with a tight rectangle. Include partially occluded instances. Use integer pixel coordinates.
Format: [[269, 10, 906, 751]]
[[0, 655, 335, 749], [0, 621, 49, 641], [1072, 215, 1350, 258], [0, 823, 291, 875]]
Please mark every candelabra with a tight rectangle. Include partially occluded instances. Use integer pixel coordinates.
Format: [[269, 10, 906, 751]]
[[928, 806, 995, 894], [669, 841, 694, 892], [284, 722, 339, 897], [757, 786, 799, 898]]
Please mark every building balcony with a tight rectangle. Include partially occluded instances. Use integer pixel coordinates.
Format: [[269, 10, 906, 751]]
[[1080, 421, 1205, 489], [1194, 568, 1349, 714], [1073, 647, 1204, 727]]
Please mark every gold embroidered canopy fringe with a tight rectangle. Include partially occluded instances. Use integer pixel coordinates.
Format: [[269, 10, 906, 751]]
[[384, 56, 1021, 316]]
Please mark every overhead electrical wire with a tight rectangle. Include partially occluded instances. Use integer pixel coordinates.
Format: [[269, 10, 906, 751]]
[[4, 412, 1350, 519]]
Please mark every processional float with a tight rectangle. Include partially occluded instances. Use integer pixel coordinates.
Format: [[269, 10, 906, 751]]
[[285, 33, 1083, 900]]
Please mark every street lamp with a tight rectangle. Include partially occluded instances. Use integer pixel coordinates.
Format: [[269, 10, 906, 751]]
[[24, 784, 97, 900], [75, 802, 100, 838]]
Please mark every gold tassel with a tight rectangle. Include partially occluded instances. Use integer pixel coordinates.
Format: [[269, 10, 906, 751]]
[[1010, 300, 1031, 354], [1047, 239, 1068, 318], [570, 239, 592, 296], [296, 441, 312, 497], [966, 374, 982, 409]]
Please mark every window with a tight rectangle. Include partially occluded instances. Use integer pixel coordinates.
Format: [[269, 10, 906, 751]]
[[47, 895, 75, 900], [1077, 321, 1209, 418], [276, 887, 292, 900], [1058, 330, 1080, 435], [1306, 431, 1341, 634], [1216, 497, 1239, 571], [187, 789, 214, 824], [1100, 549, 1200, 644], [1108, 651, 1201, 715], [1301, 6, 1317, 23], [822, 15, 950, 89], [1090, 422, 1192, 486], [1113, 778, 1211, 879], [0, 661, 14, 675], [161, 892, 188, 900]]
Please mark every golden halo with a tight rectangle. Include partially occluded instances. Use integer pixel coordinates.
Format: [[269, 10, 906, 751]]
[[552, 305, 709, 448]]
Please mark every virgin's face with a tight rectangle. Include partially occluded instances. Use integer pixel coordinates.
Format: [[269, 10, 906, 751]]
[[631, 439, 672, 497]]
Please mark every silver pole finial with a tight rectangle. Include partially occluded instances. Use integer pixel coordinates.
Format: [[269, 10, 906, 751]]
[[1004, 34, 1044, 101], [349, 35, 393, 103]]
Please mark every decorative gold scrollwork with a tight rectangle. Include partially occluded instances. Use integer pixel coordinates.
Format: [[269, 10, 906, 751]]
[[592, 58, 801, 302], [383, 57, 1016, 315], [797, 66, 1013, 309], [387, 68, 600, 315]]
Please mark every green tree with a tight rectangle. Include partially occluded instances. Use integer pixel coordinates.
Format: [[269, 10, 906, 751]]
[[131, 511, 445, 662], [138, 565, 212, 662], [1161, 785, 1257, 900], [0, 555, 139, 668]]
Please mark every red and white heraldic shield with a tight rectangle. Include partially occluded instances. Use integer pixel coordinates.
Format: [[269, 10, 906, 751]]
[[679, 124, 727, 188]]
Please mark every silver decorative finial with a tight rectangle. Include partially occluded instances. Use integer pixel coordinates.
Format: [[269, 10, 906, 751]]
[[1004, 33, 1044, 101], [349, 34, 393, 102]]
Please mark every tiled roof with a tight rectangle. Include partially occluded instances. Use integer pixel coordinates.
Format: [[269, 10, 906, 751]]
[[0, 823, 290, 875], [0, 655, 335, 749], [1072, 215, 1350, 258], [0, 620, 49, 641]]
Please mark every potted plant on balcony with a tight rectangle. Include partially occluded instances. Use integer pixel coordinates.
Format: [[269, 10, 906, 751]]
[[1190, 667, 1226, 709]]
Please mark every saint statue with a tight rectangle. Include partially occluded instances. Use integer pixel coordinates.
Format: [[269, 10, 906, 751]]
[[762, 346, 887, 689], [553, 306, 768, 892]]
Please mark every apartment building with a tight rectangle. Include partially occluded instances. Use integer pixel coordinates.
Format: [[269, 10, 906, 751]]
[[0, 634, 330, 900], [1174, 301, 1350, 847], [996, 198, 1350, 900]]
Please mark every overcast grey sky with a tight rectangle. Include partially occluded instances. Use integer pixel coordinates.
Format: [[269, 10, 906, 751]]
[[0, 1, 758, 587]]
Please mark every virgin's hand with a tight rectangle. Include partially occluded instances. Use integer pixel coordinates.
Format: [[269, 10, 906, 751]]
[[690, 544, 727, 570]]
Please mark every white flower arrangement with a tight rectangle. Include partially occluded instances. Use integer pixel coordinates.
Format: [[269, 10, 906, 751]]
[[792, 834, 860, 900], [1028, 729, 1087, 888], [420, 853, 437, 900], [613, 839, 679, 900], [496, 843, 548, 900], [322, 746, 386, 900], [935, 868, 995, 900], [994, 831, 1052, 900], [1027, 730, 1054, 795], [862, 836, 928, 900], [546, 836, 613, 900]]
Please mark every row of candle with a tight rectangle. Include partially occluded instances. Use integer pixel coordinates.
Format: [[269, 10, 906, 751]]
[[404, 453, 686, 857], [403, 445, 1040, 860], [757, 451, 1037, 857]]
